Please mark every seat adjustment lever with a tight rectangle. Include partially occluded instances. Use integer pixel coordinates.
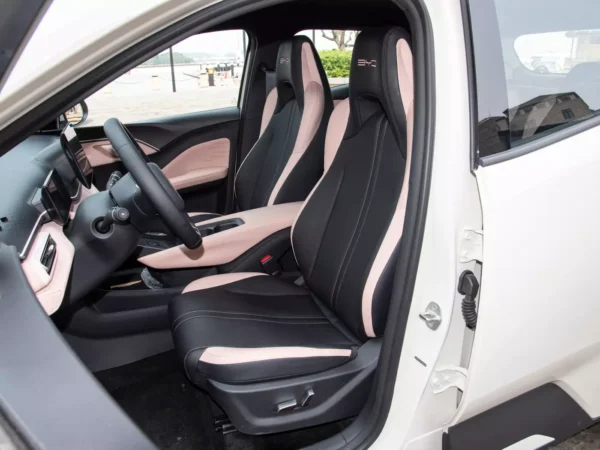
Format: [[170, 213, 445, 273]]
[[276, 399, 297, 413]]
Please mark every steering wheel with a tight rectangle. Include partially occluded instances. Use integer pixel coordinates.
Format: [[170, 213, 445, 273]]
[[103, 118, 202, 249]]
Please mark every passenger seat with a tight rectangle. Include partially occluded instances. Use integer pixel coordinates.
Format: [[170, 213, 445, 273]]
[[190, 36, 333, 222]]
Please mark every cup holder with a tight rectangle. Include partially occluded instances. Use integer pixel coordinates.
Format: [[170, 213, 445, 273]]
[[198, 227, 215, 238], [196, 218, 244, 238], [214, 223, 238, 233]]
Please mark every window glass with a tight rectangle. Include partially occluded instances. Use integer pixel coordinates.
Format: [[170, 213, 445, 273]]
[[81, 30, 248, 127], [296, 30, 358, 86], [469, 0, 600, 158]]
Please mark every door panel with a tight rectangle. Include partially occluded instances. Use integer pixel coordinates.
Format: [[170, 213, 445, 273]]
[[76, 107, 240, 214], [82, 139, 158, 166], [458, 124, 600, 424]]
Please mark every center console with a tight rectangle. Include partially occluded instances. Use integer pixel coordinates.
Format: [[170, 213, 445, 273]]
[[137, 202, 303, 269], [138, 217, 245, 253]]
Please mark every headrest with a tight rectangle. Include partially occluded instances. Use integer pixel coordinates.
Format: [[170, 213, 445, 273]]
[[347, 27, 413, 155], [275, 36, 328, 111]]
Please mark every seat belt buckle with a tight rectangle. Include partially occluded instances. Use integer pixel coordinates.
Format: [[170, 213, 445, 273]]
[[260, 254, 282, 277]]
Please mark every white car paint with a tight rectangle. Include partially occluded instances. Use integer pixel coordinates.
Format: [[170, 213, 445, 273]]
[[1, 0, 167, 98], [453, 122, 600, 423]]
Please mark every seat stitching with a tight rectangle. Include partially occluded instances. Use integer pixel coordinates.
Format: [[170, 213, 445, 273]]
[[241, 128, 275, 208], [172, 308, 324, 326], [223, 287, 307, 297], [334, 120, 388, 306], [330, 115, 385, 310], [172, 314, 330, 333], [174, 313, 330, 326], [306, 168, 345, 282]]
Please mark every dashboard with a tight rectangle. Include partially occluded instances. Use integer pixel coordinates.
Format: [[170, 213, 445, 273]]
[[0, 128, 95, 314]]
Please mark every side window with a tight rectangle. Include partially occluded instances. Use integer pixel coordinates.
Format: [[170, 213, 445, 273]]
[[468, 0, 600, 159], [81, 30, 248, 127], [296, 30, 358, 87]]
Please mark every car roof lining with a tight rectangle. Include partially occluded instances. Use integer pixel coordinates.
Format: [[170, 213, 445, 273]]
[[207, 0, 409, 41]]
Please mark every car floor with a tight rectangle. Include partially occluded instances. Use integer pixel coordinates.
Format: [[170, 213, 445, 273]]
[[95, 351, 352, 450]]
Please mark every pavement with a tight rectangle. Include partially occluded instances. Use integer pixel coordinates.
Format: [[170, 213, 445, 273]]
[[551, 423, 600, 449], [79, 69, 349, 127], [84, 85, 241, 127]]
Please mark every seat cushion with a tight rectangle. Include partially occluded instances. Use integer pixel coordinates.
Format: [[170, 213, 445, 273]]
[[169, 274, 359, 384]]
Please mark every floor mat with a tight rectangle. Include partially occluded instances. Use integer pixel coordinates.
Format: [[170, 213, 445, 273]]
[[95, 352, 351, 450], [96, 352, 224, 450], [222, 419, 353, 450]]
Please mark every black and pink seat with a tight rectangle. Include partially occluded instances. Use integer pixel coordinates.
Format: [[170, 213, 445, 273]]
[[190, 36, 333, 223], [169, 27, 414, 434]]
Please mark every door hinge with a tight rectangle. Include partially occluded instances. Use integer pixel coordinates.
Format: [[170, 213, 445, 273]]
[[459, 229, 483, 263], [431, 366, 467, 394]]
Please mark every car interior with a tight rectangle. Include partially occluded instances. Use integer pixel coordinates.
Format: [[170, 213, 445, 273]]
[[0, 0, 420, 448]]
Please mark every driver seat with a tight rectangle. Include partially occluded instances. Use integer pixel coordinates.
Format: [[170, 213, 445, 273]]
[[190, 36, 333, 223], [169, 27, 414, 434]]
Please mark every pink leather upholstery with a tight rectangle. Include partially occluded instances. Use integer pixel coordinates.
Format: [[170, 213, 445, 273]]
[[199, 346, 352, 365]]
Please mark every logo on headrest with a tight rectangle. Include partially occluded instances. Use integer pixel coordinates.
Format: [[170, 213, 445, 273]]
[[358, 59, 377, 68], [279, 57, 290, 64]]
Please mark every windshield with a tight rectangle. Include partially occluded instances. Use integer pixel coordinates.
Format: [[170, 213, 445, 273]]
[[0, 0, 166, 99]]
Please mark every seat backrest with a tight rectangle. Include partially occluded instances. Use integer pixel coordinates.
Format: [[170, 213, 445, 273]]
[[291, 27, 414, 341], [234, 37, 333, 211]]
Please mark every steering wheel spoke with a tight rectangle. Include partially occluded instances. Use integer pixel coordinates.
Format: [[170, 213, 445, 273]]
[[103, 118, 202, 250]]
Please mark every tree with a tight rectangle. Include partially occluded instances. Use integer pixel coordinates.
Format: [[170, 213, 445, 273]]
[[321, 30, 357, 51]]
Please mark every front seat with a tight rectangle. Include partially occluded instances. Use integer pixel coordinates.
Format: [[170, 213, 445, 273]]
[[169, 27, 414, 434], [190, 36, 333, 222]]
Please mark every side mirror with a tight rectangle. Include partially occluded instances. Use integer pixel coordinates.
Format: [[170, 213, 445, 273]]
[[64, 101, 89, 126]]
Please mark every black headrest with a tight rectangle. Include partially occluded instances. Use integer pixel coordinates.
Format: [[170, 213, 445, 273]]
[[275, 35, 328, 111], [347, 27, 412, 154]]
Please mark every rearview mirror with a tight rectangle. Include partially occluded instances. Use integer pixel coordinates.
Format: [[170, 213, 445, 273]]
[[64, 101, 88, 126]]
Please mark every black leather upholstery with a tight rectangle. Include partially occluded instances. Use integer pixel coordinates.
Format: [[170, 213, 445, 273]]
[[168, 27, 413, 431], [234, 36, 332, 210], [170, 275, 358, 384], [293, 28, 411, 340], [293, 111, 406, 340], [347, 28, 410, 157]]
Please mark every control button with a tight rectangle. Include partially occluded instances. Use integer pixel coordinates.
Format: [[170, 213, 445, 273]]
[[276, 399, 297, 413], [115, 207, 129, 222], [40, 236, 57, 273], [300, 389, 314, 407]]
